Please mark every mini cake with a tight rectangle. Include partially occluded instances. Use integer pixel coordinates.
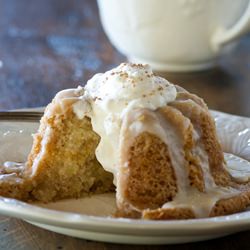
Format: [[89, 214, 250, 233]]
[[1, 63, 250, 219]]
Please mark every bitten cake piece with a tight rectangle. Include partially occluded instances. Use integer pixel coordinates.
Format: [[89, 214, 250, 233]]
[[0, 90, 114, 202], [1, 63, 250, 219]]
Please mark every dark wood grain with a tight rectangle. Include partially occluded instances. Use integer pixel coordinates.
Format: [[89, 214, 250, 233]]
[[0, 0, 250, 249]]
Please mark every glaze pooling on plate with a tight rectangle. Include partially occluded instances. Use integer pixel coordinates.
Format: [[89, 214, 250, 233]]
[[224, 153, 250, 182]]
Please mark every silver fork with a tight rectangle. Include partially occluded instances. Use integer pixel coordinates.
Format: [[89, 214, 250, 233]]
[[0, 111, 43, 121]]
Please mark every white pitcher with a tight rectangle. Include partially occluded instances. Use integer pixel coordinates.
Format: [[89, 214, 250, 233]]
[[97, 0, 250, 71]]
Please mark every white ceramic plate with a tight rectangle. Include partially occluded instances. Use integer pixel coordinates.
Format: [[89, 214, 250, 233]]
[[0, 110, 250, 245]]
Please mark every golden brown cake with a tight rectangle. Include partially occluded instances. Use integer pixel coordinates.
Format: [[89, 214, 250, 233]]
[[116, 87, 250, 219], [0, 97, 114, 202], [1, 63, 250, 219]]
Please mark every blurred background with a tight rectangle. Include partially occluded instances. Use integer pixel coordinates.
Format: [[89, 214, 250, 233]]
[[0, 0, 250, 116]]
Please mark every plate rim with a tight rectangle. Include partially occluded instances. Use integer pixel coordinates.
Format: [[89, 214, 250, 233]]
[[1, 195, 250, 236]]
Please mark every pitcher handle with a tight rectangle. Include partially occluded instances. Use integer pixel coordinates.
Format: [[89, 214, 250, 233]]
[[212, 1, 250, 50]]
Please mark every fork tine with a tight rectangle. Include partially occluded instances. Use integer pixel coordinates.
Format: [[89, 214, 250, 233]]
[[0, 111, 43, 121]]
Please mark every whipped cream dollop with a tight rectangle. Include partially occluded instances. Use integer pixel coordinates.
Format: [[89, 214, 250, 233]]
[[82, 63, 177, 178], [84, 63, 176, 115]]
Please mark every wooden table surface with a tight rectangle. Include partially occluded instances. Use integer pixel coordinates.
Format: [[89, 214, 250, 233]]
[[0, 0, 250, 249]]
